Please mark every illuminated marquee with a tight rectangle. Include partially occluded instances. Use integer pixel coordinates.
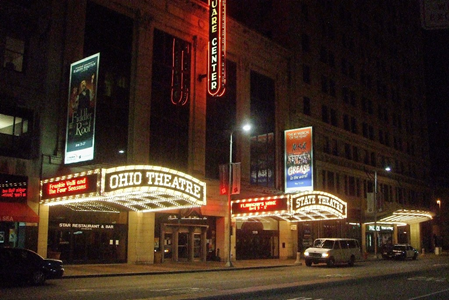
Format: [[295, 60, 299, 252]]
[[103, 166, 204, 202], [291, 191, 347, 220], [0, 174, 27, 203], [232, 195, 289, 217], [41, 173, 99, 200], [41, 165, 207, 212], [208, 0, 226, 96]]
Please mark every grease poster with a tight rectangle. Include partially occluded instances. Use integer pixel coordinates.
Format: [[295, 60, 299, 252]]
[[284, 127, 313, 193]]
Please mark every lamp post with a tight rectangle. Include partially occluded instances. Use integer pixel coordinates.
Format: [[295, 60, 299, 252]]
[[437, 199, 441, 215], [373, 166, 390, 259], [226, 123, 251, 267]]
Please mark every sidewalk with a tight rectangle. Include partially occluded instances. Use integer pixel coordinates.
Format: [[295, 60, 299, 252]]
[[63, 258, 300, 278], [62, 252, 447, 279]]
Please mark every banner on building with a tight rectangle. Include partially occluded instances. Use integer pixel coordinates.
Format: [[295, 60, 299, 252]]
[[219, 163, 241, 195], [64, 53, 100, 164], [231, 162, 241, 195], [219, 164, 228, 195], [420, 0, 449, 29], [366, 192, 383, 214], [284, 127, 313, 193]]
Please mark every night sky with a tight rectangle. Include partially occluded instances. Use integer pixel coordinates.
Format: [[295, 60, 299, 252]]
[[424, 28, 449, 180]]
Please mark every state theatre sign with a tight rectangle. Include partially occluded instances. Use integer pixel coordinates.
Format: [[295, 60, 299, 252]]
[[40, 165, 206, 212], [290, 191, 347, 221]]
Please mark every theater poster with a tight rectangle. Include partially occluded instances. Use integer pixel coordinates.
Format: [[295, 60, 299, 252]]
[[284, 127, 313, 193], [64, 53, 100, 164]]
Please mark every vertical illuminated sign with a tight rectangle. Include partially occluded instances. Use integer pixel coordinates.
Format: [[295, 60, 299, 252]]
[[284, 127, 314, 193], [208, 0, 226, 96], [65, 53, 100, 164]]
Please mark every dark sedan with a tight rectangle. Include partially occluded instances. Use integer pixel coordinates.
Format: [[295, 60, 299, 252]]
[[0, 248, 64, 285], [382, 244, 418, 260]]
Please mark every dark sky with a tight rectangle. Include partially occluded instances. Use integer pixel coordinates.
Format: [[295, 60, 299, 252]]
[[424, 28, 449, 180]]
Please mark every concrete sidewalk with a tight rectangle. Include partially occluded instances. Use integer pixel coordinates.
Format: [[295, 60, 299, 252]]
[[62, 252, 447, 279], [63, 258, 300, 278]]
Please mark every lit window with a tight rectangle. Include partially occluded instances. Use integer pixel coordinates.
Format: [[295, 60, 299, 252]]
[[0, 113, 28, 136], [3, 36, 25, 72]]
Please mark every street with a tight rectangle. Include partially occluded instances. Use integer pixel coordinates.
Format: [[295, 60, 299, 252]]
[[1, 256, 449, 300]]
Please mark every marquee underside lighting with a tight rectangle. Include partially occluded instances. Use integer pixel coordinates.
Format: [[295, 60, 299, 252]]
[[378, 209, 434, 224]]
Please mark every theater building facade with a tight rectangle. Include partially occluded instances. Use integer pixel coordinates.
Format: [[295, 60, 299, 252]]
[[0, 0, 436, 264]]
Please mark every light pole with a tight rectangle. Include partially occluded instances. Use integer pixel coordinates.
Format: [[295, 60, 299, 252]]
[[373, 166, 390, 259], [437, 199, 441, 215], [226, 123, 251, 267]]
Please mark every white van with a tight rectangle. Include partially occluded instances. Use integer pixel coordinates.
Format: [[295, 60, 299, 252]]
[[304, 238, 361, 267]]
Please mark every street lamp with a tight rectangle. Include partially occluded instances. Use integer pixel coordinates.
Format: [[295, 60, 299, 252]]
[[437, 199, 441, 214], [226, 123, 251, 267], [373, 166, 391, 259]]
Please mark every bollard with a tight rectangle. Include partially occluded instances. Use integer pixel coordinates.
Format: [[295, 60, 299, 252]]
[[295, 252, 302, 265], [422, 248, 425, 255]]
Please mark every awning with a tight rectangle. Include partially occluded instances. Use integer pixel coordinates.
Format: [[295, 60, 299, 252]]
[[377, 209, 434, 224], [0, 202, 39, 223]]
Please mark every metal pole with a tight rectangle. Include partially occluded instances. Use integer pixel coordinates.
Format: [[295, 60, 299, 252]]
[[374, 171, 378, 259], [226, 131, 234, 267]]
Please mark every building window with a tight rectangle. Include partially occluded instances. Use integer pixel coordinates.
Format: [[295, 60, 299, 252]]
[[151, 29, 191, 171], [321, 75, 328, 93], [332, 139, 339, 156], [342, 87, 349, 103], [350, 90, 356, 107], [343, 114, 350, 131], [301, 34, 310, 52], [0, 103, 34, 159], [2, 36, 25, 72], [351, 117, 357, 134], [330, 109, 338, 126], [323, 136, 330, 154], [249, 71, 276, 188], [322, 105, 329, 123], [329, 79, 336, 97], [303, 64, 311, 83], [352, 146, 359, 162], [320, 46, 326, 63], [345, 143, 351, 159], [303, 97, 311, 115]]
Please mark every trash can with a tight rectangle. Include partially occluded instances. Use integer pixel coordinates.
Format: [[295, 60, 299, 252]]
[[435, 247, 442, 255]]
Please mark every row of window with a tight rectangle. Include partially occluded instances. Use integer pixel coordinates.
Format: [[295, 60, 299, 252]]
[[322, 135, 417, 179], [318, 102, 414, 154], [303, 61, 414, 117], [321, 170, 421, 206]]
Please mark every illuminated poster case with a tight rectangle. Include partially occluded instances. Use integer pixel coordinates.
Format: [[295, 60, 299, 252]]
[[284, 127, 313, 193], [64, 53, 100, 164]]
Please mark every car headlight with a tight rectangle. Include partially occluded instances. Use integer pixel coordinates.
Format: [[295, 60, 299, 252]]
[[304, 251, 309, 257], [322, 253, 329, 258]]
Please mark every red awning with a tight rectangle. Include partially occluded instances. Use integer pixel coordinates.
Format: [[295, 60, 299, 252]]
[[0, 202, 39, 223]]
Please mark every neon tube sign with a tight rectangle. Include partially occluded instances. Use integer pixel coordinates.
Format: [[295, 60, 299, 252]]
[[208, 0, 226, 96]]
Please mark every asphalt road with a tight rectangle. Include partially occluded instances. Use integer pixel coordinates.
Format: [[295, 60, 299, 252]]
[[1, 256, 448, 300]]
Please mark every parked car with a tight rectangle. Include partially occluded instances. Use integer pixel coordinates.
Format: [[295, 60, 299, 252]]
[[0, 248, 64, 285], [383, 244, 418, 260], [304, 238, 362, 267]]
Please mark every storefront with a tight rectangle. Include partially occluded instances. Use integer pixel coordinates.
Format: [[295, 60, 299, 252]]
[[0, 174, 38, 250], [39, 165, 207, 264], [363, 208, 435, 254], [231, 191, 348, 260]]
